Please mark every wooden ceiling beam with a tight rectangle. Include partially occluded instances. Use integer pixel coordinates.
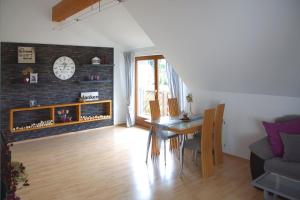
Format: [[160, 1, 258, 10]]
[[52, 0, 100, 22]]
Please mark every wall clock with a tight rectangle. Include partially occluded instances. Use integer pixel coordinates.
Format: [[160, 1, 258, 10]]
[[53, 56, 76, 80]]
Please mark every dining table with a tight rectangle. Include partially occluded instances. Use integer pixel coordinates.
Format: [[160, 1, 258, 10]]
[[145, 114, 215, 177]]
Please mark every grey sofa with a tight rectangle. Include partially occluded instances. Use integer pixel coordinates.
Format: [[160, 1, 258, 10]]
[[249, 116, 300, 181]]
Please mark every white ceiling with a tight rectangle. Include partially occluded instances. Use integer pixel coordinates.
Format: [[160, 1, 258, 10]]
[[0, 0, 153, 51], [124, 0, 300, 97], [78, 2, 153, 50]]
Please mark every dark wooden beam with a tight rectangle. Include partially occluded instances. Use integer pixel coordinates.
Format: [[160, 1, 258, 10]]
[[52, 0, 100, 22]]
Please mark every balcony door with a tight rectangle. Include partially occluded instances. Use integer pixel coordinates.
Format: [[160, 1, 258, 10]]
[[135, 55, 170, 126]]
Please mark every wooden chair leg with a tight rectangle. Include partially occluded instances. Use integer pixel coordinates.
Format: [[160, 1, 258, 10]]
[[214, 144, 223, 165], [200, 108, 215, 178], [169, 137, 178, 151], [201, 149, 214, 178]]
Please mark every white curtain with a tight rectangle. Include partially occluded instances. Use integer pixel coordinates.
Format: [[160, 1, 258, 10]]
[[166, 62, 188, 112], [123, 52, 135, 127]]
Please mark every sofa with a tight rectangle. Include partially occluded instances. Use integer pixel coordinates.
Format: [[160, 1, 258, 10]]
[[249, 115, 300, 181]]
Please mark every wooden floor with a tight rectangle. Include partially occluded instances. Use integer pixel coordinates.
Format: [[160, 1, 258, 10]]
[[12, 126, 262, 200]]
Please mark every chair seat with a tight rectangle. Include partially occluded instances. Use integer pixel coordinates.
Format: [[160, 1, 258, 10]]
[[193, 132, 201, 139], [184, 137, 200, 150], [157, 130, 178, 140]]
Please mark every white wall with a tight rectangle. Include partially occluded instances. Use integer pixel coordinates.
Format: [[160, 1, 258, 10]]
[[0, 0, 127, 124], [189, 89, 300, 159], [124, 0, 300, 159]]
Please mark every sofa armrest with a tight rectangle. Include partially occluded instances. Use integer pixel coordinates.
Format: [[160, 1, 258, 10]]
[[249, 137, 274, 160]]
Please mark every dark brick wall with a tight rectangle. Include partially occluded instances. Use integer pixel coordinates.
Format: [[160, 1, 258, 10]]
[[1, 42, 114, 142]]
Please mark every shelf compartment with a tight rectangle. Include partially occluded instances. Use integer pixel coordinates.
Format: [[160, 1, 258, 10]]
[[10, 100, 112, 133], [11, 117, 112, 133], [54, 106, 78, 123], [81, 101, 111, 119], [10, 108, 53, 132], [12, 124, 54, 133]]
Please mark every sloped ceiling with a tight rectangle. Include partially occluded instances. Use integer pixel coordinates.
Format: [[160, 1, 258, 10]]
[[80, 1, 153, 50], [124, 0, 300, 97], [0, 0, 153, 51]]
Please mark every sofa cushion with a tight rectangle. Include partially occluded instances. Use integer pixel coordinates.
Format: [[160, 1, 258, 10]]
[[280, 133, 300, 162], [275, 115, 300, 123], [264, 158, 300, 181], [249, 137, 274, 160], [262, 118, 300, 157]]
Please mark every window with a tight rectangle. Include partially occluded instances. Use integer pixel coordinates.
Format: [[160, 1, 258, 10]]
[[135, 55, 170, 126]]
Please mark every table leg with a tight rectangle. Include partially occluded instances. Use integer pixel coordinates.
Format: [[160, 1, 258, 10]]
[[145, 126, 153, 164], [179, 135, 185, 176], [263, 190, 278, 200], [164, 140, 166, 165], [177, 136, 182, 160], [263, 191, 269, 200]]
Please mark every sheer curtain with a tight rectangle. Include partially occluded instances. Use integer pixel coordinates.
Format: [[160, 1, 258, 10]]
[[166, 62, 188, 112], [123, 52, 135, 127]]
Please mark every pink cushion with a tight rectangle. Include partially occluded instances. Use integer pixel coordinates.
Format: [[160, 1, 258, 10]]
[[262, 118, 300, 157]]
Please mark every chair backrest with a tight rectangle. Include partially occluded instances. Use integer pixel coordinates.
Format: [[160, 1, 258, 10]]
[[201, 108, 215, 178], [149, 100, 161, 121], [213, 104, 225, 165], [167, 98, 180, 117]]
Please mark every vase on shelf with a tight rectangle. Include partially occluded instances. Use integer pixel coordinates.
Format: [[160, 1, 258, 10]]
[[188, 102, 193, 116], [61, 114, 66, 123], [186, 93, 193, 116]]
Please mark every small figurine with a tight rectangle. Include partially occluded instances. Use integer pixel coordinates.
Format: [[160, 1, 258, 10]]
[[91, 57, 101, 65]]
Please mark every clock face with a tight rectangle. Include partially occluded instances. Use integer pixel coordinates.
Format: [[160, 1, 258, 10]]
[[53, 56, 76, 80]]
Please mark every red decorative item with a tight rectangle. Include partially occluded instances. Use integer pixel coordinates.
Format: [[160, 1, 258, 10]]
[[23, 74, 30, 84]]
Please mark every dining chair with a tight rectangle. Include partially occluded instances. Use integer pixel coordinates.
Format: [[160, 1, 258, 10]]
[[183, 104, 225, 165], [168, 97, 197, 159], [148, 100, 178, 165], [181, 108, 215, 177], [167, 98, 180, 117], [167, 98, 180, 150]]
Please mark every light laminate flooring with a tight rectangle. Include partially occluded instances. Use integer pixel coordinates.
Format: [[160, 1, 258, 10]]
[[12, 126, 262, 200]]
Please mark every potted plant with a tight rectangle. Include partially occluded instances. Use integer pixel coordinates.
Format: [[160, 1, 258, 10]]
[[1, 133, 29, 200], [5, 161, 29, 200]]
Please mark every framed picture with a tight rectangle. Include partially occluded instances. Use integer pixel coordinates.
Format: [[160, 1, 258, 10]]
[[81, 92, 99, 102], [30, 73, 38, 83], [18, 47, 35, 63]]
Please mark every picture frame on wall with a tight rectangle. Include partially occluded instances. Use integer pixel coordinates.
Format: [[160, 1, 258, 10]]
[[18, 47, 35, 63], [80, 92, 99, 102], [30, 73, 38, 83]]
